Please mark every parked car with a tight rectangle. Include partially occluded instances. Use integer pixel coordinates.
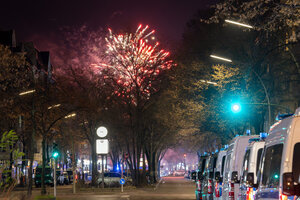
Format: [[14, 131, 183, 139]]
[[222, 135, 258, 200], [195, 153, 209, 200], [255, 109, 300, 200], [173, 170, 185, 176], [238, 137, 265, 200], [97, 172, 131, 187], [202, 153, 218, 200]]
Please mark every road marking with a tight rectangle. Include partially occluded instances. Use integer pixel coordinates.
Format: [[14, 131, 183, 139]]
[[154, 178, 163, 190]]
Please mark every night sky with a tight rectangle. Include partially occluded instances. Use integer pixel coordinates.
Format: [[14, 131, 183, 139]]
[[0, 0, 216, 52]]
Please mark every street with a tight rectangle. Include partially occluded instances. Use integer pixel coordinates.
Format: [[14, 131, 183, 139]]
[[9, 176, 196, 200], [1, 1, 299, 200], [130, 176, 195, 200]]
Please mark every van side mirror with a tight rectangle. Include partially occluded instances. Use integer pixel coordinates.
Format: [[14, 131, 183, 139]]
[[231, 171, 240, 183], [246, 173, 255, 187], [282, 172, 300, 196], [215, 171, 221, 182]]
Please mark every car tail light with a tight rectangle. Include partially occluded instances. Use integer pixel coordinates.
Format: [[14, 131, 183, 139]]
[[246, 187, 254, 200], [215, 182, 220, 197], [208, 179, 213, 194], [229, 182, 235, 199], [280, 193, 288, 200]]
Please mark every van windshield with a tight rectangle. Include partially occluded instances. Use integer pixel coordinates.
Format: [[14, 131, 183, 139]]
[[261, 144, 283, 188], [224, 154, 231, 180], [256, 148, 263, 175], [241, 149, 250, 183], [292, 143, 300, 183]]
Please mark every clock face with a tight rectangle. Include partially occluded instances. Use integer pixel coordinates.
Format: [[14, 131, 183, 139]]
[[97, 126, 108, 138]]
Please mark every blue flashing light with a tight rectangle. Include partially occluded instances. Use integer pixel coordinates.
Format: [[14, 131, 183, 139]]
[[231, 103, 242, 113], [246, 129, 251, 135], [260, 132, 268, 140]]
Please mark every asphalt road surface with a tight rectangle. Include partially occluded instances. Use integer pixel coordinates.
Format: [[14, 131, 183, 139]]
[[130, 176, 196, 200], [8, 176, 196, 200]]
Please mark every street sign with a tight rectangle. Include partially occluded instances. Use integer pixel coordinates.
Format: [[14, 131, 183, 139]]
[[96, 139, 109, 154], [120, 178, 125, 185], [96, 126, 108, 138]]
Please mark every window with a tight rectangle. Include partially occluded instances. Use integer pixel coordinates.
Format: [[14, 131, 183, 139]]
[[224, 154, 231, 179], [213, 157, 217, 169], [292, 143, 300, 183], [261, 144, 283, 188], [241, 149, 250, 183], [256, 148, 263, 176], [221, 155, 226, 175]]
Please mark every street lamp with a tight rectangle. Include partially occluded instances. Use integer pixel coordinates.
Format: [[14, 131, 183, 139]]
[[210, 55, 232, 62], [64, 113, 76, 119], [225, 19, 253, 29], [48, 104, 61, 110], [200, 80, 218, 86], [19, 89, 35, 96]]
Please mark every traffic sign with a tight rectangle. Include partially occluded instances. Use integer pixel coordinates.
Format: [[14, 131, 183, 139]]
[[97, 126, 108, 138], [96, 139, 109, 154], [120, 178, 125, 185]]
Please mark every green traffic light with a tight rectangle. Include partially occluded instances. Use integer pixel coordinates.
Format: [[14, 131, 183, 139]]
[[231, 103, 242, 113], [53, 152, 59, 158], [274, 174, 279, 179]]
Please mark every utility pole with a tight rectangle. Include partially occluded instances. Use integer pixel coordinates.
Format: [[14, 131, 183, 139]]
[[53, 158, 56, 197], [101, 155, 104, 188], [72, 138, 76, 194], [121, 151, 124, 193]]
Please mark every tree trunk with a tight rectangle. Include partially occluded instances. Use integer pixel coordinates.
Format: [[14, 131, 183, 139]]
[[27, 102, 36, 197], [41, 136, 46, 195], [90, 139, 98, 186]]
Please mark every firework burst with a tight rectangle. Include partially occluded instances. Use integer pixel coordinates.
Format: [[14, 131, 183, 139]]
[[96, 25, 175, 104]]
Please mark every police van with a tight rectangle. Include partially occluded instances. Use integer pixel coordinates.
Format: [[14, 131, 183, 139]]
[[194, 153, 209, 200], [238, 135, 265, 200], [222, 135, 259, 200], [202, 152, 218, 200], [256, 108, 300, 200], [214, 148, 227, 200]]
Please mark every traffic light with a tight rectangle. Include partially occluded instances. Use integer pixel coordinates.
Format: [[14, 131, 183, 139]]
[[231, 102, 242, 113], [52, 143, 59, 159]]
